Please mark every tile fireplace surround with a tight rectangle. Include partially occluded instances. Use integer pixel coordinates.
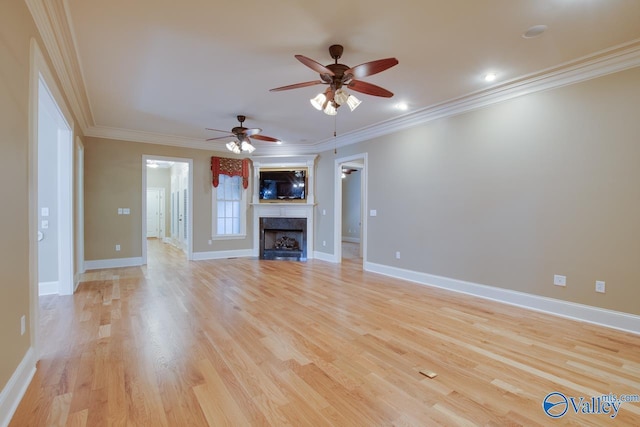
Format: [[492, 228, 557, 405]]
[[259, 217, 307, 261], [251, 155, 317, 260]]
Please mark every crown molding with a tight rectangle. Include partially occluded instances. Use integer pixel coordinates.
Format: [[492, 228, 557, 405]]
[[25, 0, 94, 132], [312, 38, 640, 153], [85, 125, 228, 151], [85, 39, 640, 155], [38, 2, 640, 156]]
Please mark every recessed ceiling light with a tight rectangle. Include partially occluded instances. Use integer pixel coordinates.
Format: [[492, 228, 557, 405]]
[[276, 141, 283, 145], [395, 102, 408, 111], [522, 25, 547, 39], [484, 73, 497, 82]]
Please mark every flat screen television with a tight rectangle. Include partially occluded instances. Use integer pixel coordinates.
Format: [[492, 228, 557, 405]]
[[259, 169, 306, 201]]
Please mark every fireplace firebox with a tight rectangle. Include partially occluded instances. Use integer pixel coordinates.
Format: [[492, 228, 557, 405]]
[[259, 217, 307, 261]]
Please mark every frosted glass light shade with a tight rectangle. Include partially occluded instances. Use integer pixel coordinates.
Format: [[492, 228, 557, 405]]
[[334, 89, 349, 105], [323, 102, 337, 116], [241, 140, 256, 153], [346, 94, 361, 111], [310, 93, 326, 110]]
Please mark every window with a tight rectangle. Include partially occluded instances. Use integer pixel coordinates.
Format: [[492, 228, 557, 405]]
[[212, 174, 246, 238]]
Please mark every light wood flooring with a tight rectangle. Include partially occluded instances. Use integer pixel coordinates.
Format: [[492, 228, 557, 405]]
[[10, 239, 640, 426]]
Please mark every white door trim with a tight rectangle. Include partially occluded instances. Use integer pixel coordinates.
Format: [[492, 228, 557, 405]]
[[29, 38, 75, 355]]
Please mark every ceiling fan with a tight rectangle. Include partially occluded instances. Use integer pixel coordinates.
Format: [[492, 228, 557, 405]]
[[206, 115, 280, 154], [270, 44, 399, 115]]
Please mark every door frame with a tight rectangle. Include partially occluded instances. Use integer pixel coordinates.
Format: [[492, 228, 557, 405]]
[[29, 39, 75, 357], [333, 153, 368, 265], [141, 155, 193, 263], [75, 137, 85, 289]]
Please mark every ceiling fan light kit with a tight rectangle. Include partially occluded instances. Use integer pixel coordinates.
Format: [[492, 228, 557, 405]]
[[207, 115, 277, 154], [206, 45, 398, 153], [271, 44, 398, 116]]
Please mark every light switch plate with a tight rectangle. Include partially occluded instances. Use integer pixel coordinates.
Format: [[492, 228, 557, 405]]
[[41, 207, 49, 217]]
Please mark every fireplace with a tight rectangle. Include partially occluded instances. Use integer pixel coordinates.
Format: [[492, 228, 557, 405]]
[[260, 217, 307, 261]]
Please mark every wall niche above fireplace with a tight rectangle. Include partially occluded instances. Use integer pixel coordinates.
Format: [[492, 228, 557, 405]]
[[259, 169, 307, 203]]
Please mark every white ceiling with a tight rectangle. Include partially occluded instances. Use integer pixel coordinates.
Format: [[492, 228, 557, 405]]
[[58, 0, 640, 154]]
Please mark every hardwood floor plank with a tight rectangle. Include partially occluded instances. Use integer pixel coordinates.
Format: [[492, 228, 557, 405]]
[[64, 409, 87, 427], [9, 239, 640, 426]]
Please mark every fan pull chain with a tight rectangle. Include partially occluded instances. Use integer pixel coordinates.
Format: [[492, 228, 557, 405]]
[[334, 114, 338, 154]]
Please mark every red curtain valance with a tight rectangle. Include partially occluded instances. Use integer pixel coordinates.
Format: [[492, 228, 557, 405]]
[[211, 157, 250, 189]]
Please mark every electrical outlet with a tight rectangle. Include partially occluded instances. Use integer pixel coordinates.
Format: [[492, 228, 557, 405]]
[[115, 244, 121, 251], [553, 274, 566, 286], [322, 240, 326, 247], [21, 315, 26, 335], [395, 251, 401, 259], [208, 240, 212, 245], [595, 281, 606, 293]]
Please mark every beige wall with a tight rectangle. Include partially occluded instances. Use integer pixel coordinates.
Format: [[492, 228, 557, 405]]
[[0, 0, 84, 393], [84, 137, 253, 260], [0, 0, 34, 390], [315, 67, 640, 316]]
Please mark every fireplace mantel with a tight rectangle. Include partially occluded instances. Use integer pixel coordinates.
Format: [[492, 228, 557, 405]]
[[251, 155, 318, 258]]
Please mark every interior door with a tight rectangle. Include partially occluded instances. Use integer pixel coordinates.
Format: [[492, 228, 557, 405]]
[[146, 189, 160, 238]]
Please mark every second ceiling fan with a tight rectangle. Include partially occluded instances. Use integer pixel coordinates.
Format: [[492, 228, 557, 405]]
[[206, 115, 279, 154], [270, 44, 399, 115]]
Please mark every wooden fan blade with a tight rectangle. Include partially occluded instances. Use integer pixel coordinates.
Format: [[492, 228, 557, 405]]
[[270, 80, 325, 92], [347, 80, 394, 98], [244, 128, 261, 137], [295, 55, 335, 76], [252, 134, 280, 143], [205, 128, 233, 134], [206, 135, 234, 141], [344, 58, 398, 79]]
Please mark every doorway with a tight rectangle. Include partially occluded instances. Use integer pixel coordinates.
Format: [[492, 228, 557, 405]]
[[334, 153, 367, 266], [36, 75, 74, 296], [29, 40, 76, 358], [142, 156, 193, 264], [341, 164, 363, 260]]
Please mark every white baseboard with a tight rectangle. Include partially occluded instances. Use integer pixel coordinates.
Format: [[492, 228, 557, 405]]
[[84, 257, 143, 270], [192, 249, 254, 261], [0, 348, 36, 427], [365, 262, 640, 335], [38, 281, 58, 296], [313, 251, 339, 263], [342, 237, 361, 243]]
